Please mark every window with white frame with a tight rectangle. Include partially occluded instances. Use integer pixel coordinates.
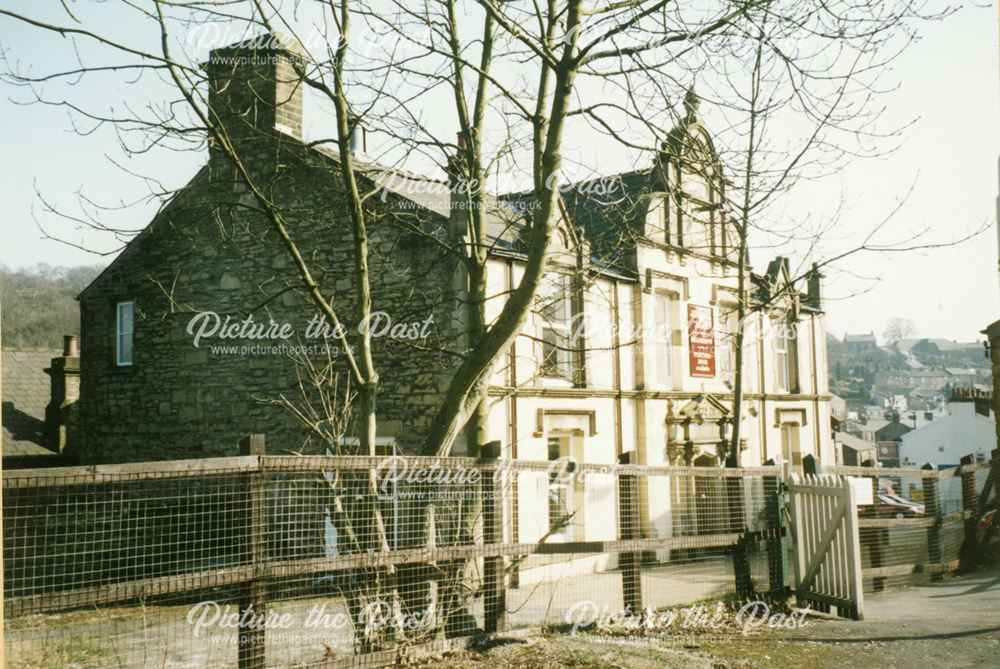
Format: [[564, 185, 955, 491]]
[[774, 322, 789, 391], [654, 293, 673, 387], [539, 273, 574, 379], [116, 301, 134, 366], [773, 313, 797, 393]]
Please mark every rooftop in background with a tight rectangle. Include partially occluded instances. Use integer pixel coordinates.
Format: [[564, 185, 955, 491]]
[[2, 347, 60, 464], [897, 338, 983, 353], [835, 431, 875, 452]]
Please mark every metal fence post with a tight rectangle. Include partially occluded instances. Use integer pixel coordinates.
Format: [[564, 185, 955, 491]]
[[959, 454, 979, 570], [870, 475, 887, 592], [727, 472, 753, 601], [922, 463, 942, 581], [481, 441, 507, 633], [763, 459, 788, 600], [618, 451, 643, 614], [239, 434, 267, 669]]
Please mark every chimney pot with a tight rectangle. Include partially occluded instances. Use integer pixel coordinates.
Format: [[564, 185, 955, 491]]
[[63, 334, 78, 357]]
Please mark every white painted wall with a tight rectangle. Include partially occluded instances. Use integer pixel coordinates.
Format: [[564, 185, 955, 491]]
[[900, 401, 995, 467]]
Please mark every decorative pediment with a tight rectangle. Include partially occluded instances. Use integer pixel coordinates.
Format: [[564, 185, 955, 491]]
[[665, 394, 734, 466], [666, 394, 731, 424]]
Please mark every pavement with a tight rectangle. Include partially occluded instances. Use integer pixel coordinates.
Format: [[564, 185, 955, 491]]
[[700, 565, 1000, 668]]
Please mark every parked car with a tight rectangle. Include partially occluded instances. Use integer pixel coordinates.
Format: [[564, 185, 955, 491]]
[[859, 493, 925, 519], [878, 493, 924, 515]]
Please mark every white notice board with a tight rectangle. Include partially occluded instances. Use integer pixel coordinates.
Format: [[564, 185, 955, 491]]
[[848, 476, 874, 505]]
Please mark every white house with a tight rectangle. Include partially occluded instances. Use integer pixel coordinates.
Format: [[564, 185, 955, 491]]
[[468, 93, 834, 577], [899, 395, 995, 468]]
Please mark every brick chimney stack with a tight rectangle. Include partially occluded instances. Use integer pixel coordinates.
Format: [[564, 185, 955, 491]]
[[44, 335, 80, 454], [806, 262, 823, 310], [205, 34, 310, 152]]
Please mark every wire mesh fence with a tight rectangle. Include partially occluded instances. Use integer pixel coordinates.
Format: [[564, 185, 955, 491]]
[[828, 457, 995, 593], [3, 442, 791, 668]]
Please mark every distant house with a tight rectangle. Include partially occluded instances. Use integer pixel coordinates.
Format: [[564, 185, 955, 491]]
[[834, 431, 876, 466], [899, 406, 947, 431], [843, 332, 878, 352], [853, 415, 911, 467], [874, 417, 912, 443], [900, 391, 995, 467], [861, 404, 886, 421], [908, 387, 943, 411], [944, 367, 991, 388], [871, 392, 889, 408], [874, 368, 951, 391], [1, 341, 78, 468], [829, 394, 847, 421], [859, 418, 889, 441]]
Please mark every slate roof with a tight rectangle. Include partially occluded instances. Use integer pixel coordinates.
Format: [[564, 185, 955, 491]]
[[875, 420, 913, 442], [2, 348, 59, 459], [836, 432, 875, 453], [898, 338, 982, 353], [862, 418, 891, 434], [945, 367, 986, 376], [560, 168, 658, 273], [311, 145, 529, 253]]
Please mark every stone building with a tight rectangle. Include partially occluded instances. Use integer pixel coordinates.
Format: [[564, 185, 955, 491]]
[[75, 37, 834, 550], [78, 36, 466, 462]]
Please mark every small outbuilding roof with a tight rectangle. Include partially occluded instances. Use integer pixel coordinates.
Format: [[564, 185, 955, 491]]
[[2, 347, 59, 460]]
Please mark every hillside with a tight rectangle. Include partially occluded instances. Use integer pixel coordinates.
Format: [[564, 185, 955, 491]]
[[827, 334, 909, 400], [0, 264, 104, 349], [827, 331, 990, 404]]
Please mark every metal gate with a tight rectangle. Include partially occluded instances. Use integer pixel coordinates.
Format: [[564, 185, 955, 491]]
[[787, 474, 864, 619]]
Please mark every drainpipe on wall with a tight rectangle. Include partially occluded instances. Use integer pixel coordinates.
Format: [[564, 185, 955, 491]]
[[44, 335, 81, 456], [810, 315, 821, 463], [758, 319, 768, 462]]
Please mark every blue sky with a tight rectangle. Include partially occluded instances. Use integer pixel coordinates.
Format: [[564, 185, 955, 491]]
[[0, 2, 998, 343]]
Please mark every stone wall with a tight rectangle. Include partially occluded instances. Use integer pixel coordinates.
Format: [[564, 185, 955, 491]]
[[79, 138, 462, 462]]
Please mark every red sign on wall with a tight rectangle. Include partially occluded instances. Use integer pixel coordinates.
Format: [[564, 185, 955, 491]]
[[687, 304, 716, 378]]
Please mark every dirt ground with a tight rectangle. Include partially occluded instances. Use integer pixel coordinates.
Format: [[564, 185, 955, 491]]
[[422, 565, 1000, 669], [6, 565, 998, 668]]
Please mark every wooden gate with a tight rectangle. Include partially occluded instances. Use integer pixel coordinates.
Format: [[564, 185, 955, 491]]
[[787, 474, 864, 620]]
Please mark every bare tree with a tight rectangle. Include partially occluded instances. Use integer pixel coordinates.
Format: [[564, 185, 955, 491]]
[[0, 0, 986, 650], [884, 317, 918, 347]]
